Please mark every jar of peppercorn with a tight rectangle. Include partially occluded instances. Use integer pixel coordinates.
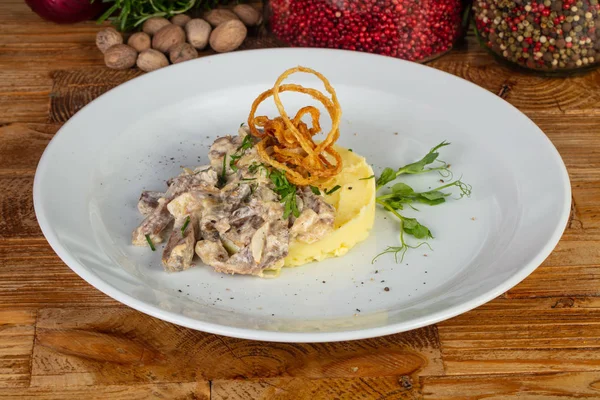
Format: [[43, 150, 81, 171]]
[[264, 0, 470, 62], [474, 0, 600, 74]]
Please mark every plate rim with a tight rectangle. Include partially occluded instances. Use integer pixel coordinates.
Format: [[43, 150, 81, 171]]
[[33, 48, 572, 342]]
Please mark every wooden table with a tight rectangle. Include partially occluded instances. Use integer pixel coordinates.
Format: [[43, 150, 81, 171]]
[[1, 1, 600, 398]]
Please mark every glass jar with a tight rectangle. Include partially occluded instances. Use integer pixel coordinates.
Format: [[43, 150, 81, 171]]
[[264, 0, 469, 62], [473, 0, 600, 74]]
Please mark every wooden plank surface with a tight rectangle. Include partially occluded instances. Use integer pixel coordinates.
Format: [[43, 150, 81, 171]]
[[30, 308, 442, 385], [1, 0, 600, 397]]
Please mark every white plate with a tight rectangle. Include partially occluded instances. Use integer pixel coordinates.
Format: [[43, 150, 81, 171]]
[[34, 49, 570, 342]]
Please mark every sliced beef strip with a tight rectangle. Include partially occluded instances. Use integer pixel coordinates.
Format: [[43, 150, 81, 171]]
[[259, 220, 289, 269], [290, 187, 336, 244], [138, 191, 164, 217], [208, 136, 242, 171], [132, 174, 211, 246], [195, 239, 229, 267], [162, 214, 198, 272]]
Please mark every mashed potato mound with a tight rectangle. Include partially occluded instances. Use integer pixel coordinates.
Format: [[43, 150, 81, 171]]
[[284, 146, 376, 267]]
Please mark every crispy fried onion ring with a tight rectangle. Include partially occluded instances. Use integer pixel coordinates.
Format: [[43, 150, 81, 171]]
[[247, 66, 342, 186]]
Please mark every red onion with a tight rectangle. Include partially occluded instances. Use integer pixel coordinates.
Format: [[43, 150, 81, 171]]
[[25, 0, 108, 24]]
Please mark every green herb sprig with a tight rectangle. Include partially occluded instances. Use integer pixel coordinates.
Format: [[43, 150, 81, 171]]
[[97, 0, 215, 32], [230, 135, 254, 172], [247, 162, 299, 219], [268, 169, 300, 219], [310, 186, 321, 195], [373, 141, 471, 263], [376, 141, 451, 190]]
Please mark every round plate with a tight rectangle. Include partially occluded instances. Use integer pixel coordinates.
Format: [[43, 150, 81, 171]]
[[33, 49, 570, 342]]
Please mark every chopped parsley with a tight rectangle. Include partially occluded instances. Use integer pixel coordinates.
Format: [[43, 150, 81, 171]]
[[229, 135, 254, 172], [269, 168, 300, 219]]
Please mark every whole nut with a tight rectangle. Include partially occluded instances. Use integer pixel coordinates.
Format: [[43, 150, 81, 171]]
[[204, 9, 239, 27], [170, 14, 191, 27], [127, 32, 151, 52], [233, 4, 262, 27], [137, 49, 169, 72], [96, 27, 123, 53], [169, 43, 198, 64], [142, 17, 171, 35], [185, 18, 212, 50], [209, 19, 247, 53], [152, 24, 186, 53], [104, 44, 137, 70]]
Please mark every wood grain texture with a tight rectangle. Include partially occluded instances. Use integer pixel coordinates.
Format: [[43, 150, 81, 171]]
[[2, 0, 600, 397], [504, 230, 600, 298], [0, 177, 40, 238], [438, 296, 600, 375], [431, 54, 600, 116], [533, 117, 600, 184], [0, 123, 57, 175], [421, 371, 600, 399], [49, 69, 142, 123], [0, 382, 209, 399], [0, 239, 120, 308], [212, 377, 418, 399], [30, 307, 442, 387], [0, 310, 35, 388]]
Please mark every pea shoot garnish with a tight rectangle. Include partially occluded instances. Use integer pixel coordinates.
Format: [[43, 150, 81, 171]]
[[376, 141, 452, 190], [373, 141, 471, 263]]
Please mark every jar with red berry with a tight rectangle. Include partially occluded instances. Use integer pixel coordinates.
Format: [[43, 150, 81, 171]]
[[264, 0, 470, 62], [474, 0, 600, 74]]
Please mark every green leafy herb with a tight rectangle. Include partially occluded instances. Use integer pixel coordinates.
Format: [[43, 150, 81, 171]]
[[310, 186, 321, 195], [359, 175, 375, 181], [402, 217, 433, 239], [374, 141, 471, 263], [325, 185, 341, 195], [248, 162, 269, 176], [269, 169, 300, 219], [348, 149, 353, 152], [237, 134, 253, 152], [372, 199, 432, 263], [180, 216, 191, 237], [241, 177, 257, 182], [240, 122, 245, 128], [376, 179, 471, 210], [230, 135, 254, 172], [376, 168, 397, 189], [96, 0, 208, 32], [145, 234, 156, 251], [376, 141, 451, 190]]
